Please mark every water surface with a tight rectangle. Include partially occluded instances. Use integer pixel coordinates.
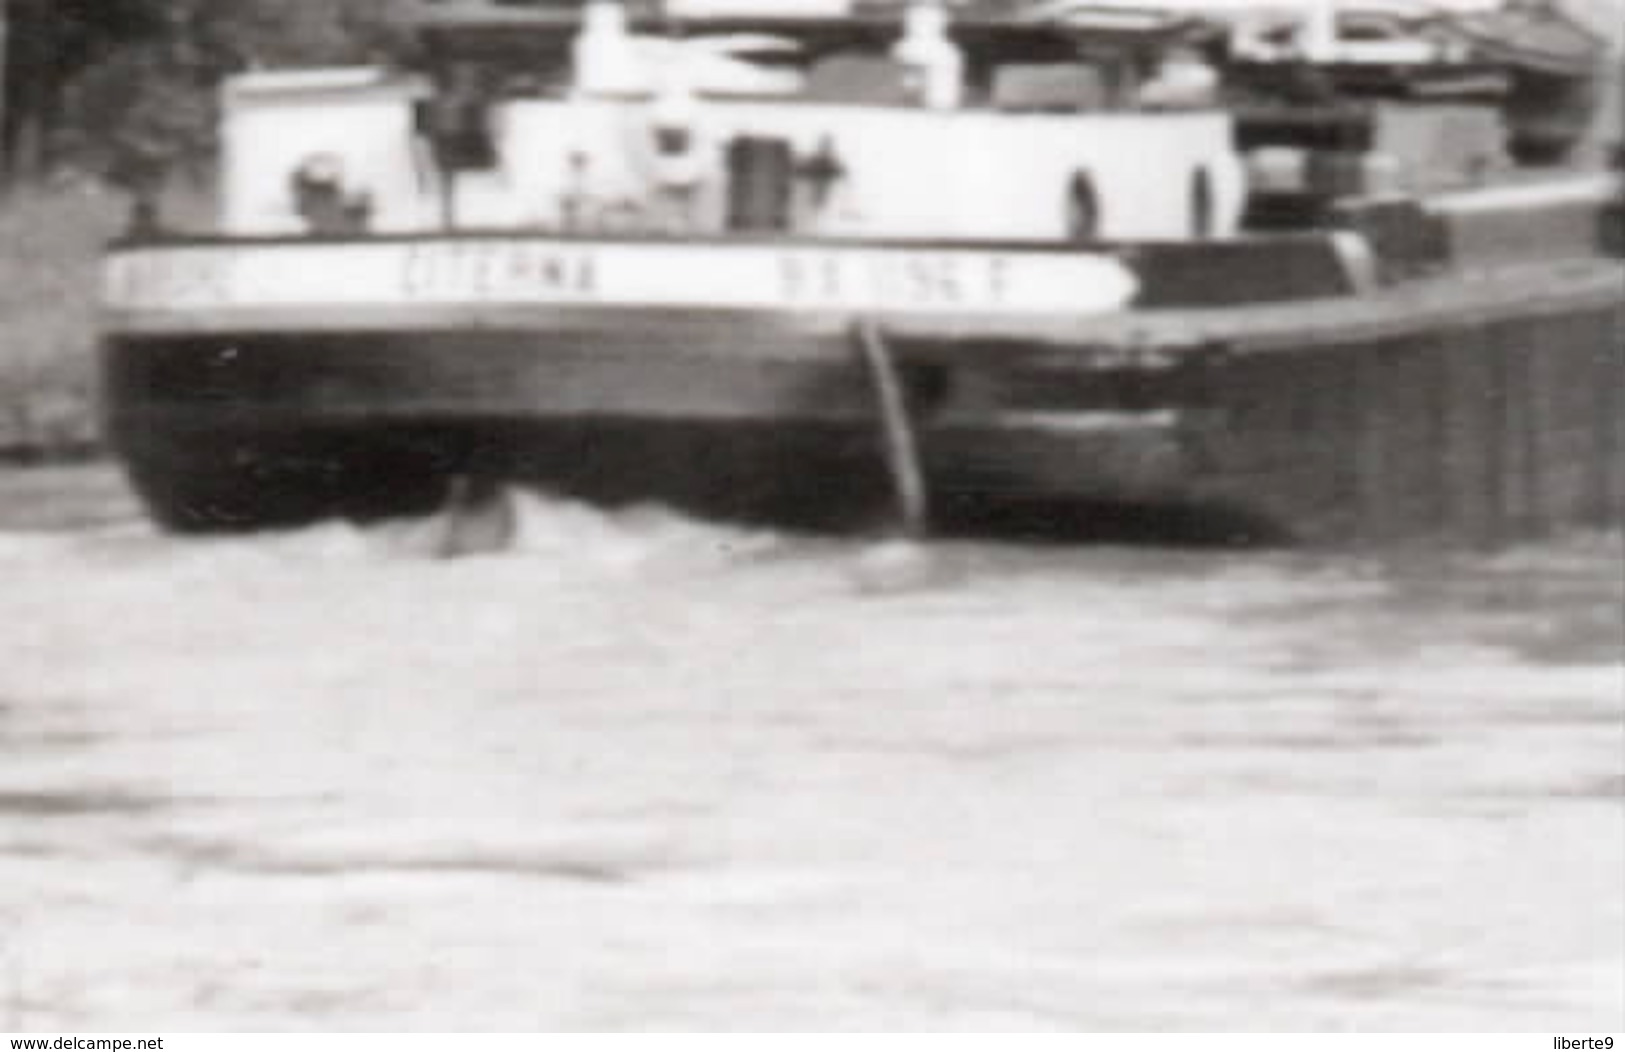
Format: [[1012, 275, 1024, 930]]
[[2, 465, 1620, 1031]]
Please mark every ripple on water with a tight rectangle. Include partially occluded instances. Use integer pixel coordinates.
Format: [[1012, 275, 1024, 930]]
[[146, 836, 650, 886]]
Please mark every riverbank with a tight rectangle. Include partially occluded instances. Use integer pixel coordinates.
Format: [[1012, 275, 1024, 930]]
[[0, 185, 119, 462]]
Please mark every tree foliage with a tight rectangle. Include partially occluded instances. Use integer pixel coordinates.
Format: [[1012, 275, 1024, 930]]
[[51, 0, 411, 191]]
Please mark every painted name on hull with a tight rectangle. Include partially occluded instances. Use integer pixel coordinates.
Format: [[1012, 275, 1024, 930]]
[[103, 238, 1140, 318]]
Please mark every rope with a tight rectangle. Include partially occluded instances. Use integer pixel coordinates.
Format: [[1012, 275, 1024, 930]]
[[854, 317, 931, 537]]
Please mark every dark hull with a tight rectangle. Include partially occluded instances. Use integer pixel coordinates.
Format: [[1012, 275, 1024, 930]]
[[103, 257, 1624, 546], [103, 323, 1217, 539]]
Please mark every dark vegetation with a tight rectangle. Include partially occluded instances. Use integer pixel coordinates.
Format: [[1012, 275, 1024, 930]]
[[0, 0, 410, 457], [3, 0, 409, 190]]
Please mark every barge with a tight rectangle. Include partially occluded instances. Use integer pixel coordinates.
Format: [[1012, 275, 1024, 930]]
[[98, 0, 1624, 544]]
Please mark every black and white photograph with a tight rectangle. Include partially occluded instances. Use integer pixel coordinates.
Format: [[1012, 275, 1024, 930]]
[[1, 0, 1622, 1034]]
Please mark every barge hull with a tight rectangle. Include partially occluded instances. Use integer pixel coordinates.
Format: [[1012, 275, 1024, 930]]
[[102, 260, 1624, 545]]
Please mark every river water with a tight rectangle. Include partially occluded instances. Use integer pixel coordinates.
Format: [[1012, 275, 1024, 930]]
[[1, 464, 1620, 1032]]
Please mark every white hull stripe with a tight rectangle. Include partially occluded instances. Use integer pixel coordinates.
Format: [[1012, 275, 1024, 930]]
[[103, 239, 1141, 319]]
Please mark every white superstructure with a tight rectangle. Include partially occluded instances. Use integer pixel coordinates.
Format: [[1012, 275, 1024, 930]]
[[219, 4, 1248, 243]]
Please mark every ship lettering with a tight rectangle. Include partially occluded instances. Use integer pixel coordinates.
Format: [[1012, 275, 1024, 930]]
[[467, 244, 499, 297], [779, 253, 844, 304], [538, 252, 597, 297], [409, 243, 448, 295], [984, 257, 1009, 304], [869, 253, 967, 308], [911, 256, 963, 304], [574, 254, 599, 297], [405, 243, 597, 301]]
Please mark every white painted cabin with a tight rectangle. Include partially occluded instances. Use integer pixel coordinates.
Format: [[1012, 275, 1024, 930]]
[[218, 40, 1247, 245]]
